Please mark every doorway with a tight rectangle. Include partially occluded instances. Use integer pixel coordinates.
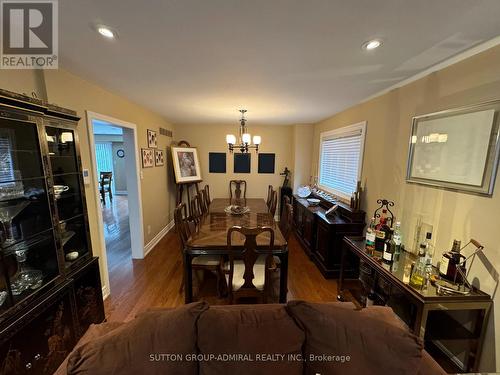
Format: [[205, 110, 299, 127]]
[[85, 111, 144, 298]]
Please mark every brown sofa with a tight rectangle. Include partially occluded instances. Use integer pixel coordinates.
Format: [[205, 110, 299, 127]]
[[55, 301, 446, 375]]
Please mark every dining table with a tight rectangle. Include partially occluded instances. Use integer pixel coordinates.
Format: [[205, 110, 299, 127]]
[[184, 198, 289, 303]]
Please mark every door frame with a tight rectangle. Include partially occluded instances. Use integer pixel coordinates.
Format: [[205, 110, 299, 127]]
[[85, 111, 145, 296]]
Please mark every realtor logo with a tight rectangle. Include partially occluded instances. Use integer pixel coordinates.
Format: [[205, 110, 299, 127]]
[[1, 0, 58, 69]]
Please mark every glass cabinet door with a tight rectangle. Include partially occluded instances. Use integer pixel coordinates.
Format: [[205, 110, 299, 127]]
[[45, 126, 90, 268], [0, 116, 60, 316]]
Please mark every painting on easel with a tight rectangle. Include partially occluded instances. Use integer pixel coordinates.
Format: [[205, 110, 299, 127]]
[[171, 146, 202, 183]]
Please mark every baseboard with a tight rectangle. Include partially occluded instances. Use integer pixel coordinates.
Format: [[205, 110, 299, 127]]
[[102, 284, 110, 300], [144, 220, 175, 257]]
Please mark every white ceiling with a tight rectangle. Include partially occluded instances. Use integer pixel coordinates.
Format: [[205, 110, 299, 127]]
[[59, 0, 500, 125]]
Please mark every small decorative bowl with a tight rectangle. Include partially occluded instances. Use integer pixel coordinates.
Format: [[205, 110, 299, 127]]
[[307, 198, 320, 206], [297, 185, 311, 198]]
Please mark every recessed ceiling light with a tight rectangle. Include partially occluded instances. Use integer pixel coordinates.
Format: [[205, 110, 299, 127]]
[[97, 26, 115, 39], [362, 39, 382, 51]]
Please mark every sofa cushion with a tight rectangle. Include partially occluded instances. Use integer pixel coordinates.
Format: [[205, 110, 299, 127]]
[[66, 301, 208, 375], [287, 300, 424, 375], [197, 304, 305, 375]]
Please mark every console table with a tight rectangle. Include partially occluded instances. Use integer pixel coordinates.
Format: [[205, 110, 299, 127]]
[[338, 236, 492, 373], [292, 195, 365, 278]]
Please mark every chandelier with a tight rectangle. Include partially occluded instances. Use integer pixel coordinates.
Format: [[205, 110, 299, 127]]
[[226, 109, 261, 153]]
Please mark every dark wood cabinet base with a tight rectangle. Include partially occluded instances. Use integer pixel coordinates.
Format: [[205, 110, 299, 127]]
[[293, 194, 365, 279]]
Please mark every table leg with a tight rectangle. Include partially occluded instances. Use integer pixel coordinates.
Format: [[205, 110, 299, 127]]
[[337, 243, 346, 301], [279, 249, 288, 303], [184, 252, 193, 303]]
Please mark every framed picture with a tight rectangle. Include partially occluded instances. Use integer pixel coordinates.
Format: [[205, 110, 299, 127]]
[[406, 100, 500, 196], [147, 129, 157, 148], [234, 153, 251, 173], [155, 149, 165, 166], [142, 148, 154, 168], [258, 153, 275, 173], [209, 152, 226, 173], [171, 146, 202, 183]]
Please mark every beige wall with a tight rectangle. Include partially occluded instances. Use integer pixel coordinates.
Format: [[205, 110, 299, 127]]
[[0, 68, 177, 294], [312, 45, 500, 371], [175, 124, 294, 200], [292, 124, 314, 191]]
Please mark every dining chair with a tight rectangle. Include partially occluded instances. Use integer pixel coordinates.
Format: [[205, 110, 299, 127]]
[[99, 171, 113, 204], [198, 191, 208, 215], [203, 185, 211, 207], [279, 200, 293, 241], [266, 185, 274, 208], [224, 226, 276, 304], [229, 180, 247, 201], [174, 203, 224, 296], [190, 195, 203, 226], [268, 190, 278, 217]]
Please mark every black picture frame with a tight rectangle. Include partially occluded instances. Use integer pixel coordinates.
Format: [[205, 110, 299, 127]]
[[209, 152, 226, 173], [234, 153, 251, 173], [258, 153, 275, 174]]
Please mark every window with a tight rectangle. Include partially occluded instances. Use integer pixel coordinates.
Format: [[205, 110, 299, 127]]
[[0, 132, 15, 186], [318, 122, 366, 199]]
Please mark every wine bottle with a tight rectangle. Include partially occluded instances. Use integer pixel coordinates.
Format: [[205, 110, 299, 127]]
[[374, 210, 390, 258], [365, 217, 376, 256]]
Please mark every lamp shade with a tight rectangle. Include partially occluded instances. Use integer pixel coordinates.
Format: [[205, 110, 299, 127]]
[[252, 135, 261, 145], [226, 134, 236, 144], [242, 133, 251, 144]]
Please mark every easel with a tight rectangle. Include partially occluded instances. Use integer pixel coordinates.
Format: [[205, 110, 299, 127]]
[[174, 140, 201, 216]]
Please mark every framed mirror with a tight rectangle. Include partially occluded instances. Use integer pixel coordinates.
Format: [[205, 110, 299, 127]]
[[406, 100, 500, 196]]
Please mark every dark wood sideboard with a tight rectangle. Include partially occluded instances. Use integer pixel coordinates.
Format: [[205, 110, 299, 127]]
[[292, 194, 365, 278], [338, 236, 492, 373], [0, 89, 105, 374]]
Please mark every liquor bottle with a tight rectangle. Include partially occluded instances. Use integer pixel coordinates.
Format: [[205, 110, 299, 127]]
[[374, 210, 390, 258], [382, 237, 394, 265], [365, 217, 376, 256], [424, 233, 434, 274], [439, 240, 466, 283], [392, 222, 402, 260], [409, 255, 426, 289]]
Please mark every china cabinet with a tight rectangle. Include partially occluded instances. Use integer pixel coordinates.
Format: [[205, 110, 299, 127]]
[[0, 89, 104, 374]]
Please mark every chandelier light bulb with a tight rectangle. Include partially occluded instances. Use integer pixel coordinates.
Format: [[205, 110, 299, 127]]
[[253, 135, 261, 145], [242, 133, 251, 144], [226, 134, 236, 144]]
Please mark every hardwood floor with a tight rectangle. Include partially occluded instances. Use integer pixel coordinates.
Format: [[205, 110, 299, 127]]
[[103, 227, 339, 322], [101, 195, 131, 275]]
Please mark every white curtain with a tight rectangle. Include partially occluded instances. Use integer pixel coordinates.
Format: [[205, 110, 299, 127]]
[[95, 142, 114, 193]]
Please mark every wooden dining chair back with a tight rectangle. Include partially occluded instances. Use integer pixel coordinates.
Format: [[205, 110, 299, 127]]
[[99, 171, 113, 204], [268, 190, 278, 217], [190, 195, 203, 225], [203, 185, 211, 207], [175, 202, 224, 296], [266, 185, 274, 208], [174, 203, 191, 247], [279, 201, 293, 241], [229, 180, 247, 200], [198, 191, 208, 215], [226, 226, 275, 304]]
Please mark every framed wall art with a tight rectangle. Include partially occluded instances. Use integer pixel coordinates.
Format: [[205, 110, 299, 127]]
[[171, 146, 202, 183], [209, 152, 226, 173], [141, 148, 154, 168], [258, 153, 275, 174], [155, 149, 165, 166], [234, 153, 251, 173], [147, 129, 157, 148], [406, 100, 500, 196]]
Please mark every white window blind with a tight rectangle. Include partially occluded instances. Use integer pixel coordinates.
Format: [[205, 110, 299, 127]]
[[318, 123, 365, 198], [0, 134, 15, 185], [95, 142, 115, 193]]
